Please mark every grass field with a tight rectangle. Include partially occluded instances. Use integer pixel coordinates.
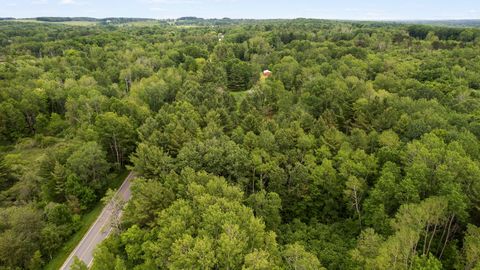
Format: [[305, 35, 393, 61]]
[[120, 20, 161, 26], [44, 169, 129, 270], [59, 21, 98, 26], [15, 19, 43, 23]]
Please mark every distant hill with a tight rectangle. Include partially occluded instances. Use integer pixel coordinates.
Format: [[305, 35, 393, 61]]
[[35, 17, 98, 22], [396, 20, 480, 28], [4, 17, 480, 28], [12, 17, 157, 25]]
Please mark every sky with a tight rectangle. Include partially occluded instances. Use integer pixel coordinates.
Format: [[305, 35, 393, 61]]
[[1, 0, 479, 21]]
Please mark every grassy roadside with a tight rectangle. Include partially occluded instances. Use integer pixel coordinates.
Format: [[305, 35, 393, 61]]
[[44, 169, 129, 270]]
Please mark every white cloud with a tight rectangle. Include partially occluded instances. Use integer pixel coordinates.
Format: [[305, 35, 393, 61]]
[[146, 0, 197, 4], [60, 0, 76, 5], [58, 0, 89, 6], [145, 0, 236, 4], [150, 7, 167, 11], [32, 0, 48, 4]]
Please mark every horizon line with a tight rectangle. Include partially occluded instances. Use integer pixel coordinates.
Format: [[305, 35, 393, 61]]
[[2, 16, 480, 22]]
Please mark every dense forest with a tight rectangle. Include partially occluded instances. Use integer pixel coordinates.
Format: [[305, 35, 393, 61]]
[[1, 19, 480, 269]]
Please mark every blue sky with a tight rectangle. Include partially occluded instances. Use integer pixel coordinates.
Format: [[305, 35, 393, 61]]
[[1, 0, 479, 20]]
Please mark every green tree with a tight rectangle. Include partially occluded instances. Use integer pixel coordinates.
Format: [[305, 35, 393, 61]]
[[122, 178, 175, 227], [95, 112, 136, 167], [243, 249, 280, 270], [272, 56, 301, 91], [66, 141, 110, 191], [70, 256, 88, 270], [19, 88, 47, 134], [226, 59, 258, 91], [0, 101, 25, 141], [28, 250, 44, 270], [464, 224, 480, 270], [282, 243, 324, 270], [94, 172, 308, 269], [247, 190, 282, 231], [130, 143, 174, 179], [0, 206, 44, 268]]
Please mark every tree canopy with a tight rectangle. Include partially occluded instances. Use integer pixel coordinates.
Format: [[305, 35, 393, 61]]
[[1, 19, 480, 269]]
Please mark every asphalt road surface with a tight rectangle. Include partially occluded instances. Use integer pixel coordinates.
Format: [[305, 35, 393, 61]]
[[60, 171, 135, 270]]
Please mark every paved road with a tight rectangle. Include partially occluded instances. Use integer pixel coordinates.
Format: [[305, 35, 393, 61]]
[[60, 172, 135, 270]]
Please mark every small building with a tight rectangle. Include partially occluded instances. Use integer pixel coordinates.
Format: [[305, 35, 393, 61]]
[[263, 69, 272, 78]]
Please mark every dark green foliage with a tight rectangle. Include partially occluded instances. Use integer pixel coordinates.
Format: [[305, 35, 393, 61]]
[[1, 19, 480, 269], [226, 58, 258, 91]]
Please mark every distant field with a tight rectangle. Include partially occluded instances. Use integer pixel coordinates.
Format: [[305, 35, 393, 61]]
[[14, 20, 155, 27], [15, 19, 43, 23], [57, 21, 98, 26], [119, 20, 161, 26], [10, 19, 204, 27], [15, 19, 98, 26], [12, 19, 172, 27]]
